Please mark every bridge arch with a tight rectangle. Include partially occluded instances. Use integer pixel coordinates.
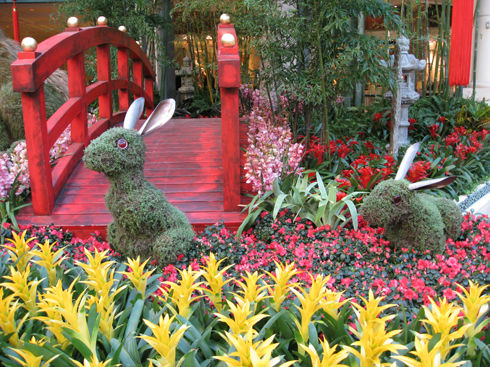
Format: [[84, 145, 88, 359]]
[[11, 23, 155, 215]]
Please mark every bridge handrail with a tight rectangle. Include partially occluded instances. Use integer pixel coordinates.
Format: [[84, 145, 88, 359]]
[[11, 24, 155, 215], [217, 21, 241, 211]]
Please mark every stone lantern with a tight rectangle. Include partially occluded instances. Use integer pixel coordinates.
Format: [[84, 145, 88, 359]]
[[383, 36, 426, 153], [176, 56, 194, 102]]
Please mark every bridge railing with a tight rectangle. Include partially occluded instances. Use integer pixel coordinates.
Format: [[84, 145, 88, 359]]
[[217, 18, 241, 212], [11, 20, 154, 215]]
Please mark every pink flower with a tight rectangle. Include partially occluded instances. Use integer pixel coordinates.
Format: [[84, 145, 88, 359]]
[[443, 288, 456, 300], [243, 90, 304, 193], [411, 278, 425, 293], [446, 256, 459, 267], [293, 245, 306, 258], [404, 288, 418, 301], [341, 277, 353, 287]]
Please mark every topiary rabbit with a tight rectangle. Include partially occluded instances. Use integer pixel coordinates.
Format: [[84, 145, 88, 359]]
[[360, 143, 462, 252], [83, 97, 195, 266]]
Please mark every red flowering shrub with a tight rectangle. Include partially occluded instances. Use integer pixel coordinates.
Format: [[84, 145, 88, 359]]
[[445, 127, 488, 160], [406, 160, 431, 182], [169, 210, 490, 315], [302, 119, 488, 199], [4, 210, 488, 321]]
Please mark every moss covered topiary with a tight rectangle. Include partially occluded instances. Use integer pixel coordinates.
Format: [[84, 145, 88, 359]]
[[83, 127, 195, 267], [360, 179, 462, 253]]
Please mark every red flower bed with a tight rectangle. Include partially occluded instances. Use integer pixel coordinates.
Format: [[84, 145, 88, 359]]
[[7, 209, 488, 317]]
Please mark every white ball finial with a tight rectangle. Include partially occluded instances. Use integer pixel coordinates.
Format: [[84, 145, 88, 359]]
[[221, 33, 236, 47], [220, 14, 231, 24], [21, 37, 37, 52], [67, 16, 79, 28], [97, 16, 108, 26]]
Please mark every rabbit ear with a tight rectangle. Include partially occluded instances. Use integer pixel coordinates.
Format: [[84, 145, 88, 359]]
[[138, 99, 176, 136], [408, 176, 456, 191], [395, 142, 421, 180], [123, 97, 145, 130]]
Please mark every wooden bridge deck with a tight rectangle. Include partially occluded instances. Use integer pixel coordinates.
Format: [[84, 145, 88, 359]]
[[17, 118, 246, 238]]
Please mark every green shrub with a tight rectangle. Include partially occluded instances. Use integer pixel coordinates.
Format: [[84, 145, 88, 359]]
[[238, 171, 361, 237]]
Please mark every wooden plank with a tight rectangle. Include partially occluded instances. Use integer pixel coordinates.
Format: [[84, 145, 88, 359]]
[[61, 183, 223, 193], [51, 201, 223, 215], [58, 191, 224, 204], [70, 175, 223, 184]]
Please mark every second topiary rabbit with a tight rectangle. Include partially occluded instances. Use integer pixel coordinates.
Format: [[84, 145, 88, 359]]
[[360, 143, 462, 253], [83, 98, 195, 266]]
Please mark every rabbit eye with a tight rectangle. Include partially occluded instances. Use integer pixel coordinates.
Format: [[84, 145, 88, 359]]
[[117, 138, 128, 150], [393, 195, 402, 204]]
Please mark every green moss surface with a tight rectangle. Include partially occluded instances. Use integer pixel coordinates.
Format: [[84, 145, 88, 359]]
[[360, 179, 462, 253], [84, 127, 195, 266], [434, 196, 463, 239]]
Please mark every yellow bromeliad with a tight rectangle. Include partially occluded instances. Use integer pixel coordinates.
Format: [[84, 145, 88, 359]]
[[10, 338, 58, 367], [215, 331, 295, 367], [265, 261, 299, 312], [394, 335, 465, 367], [300, 339, 349, 367], [1, 264, 40, 312], [72, 357, 116, 367], [456, 281, 490, 339], [422, 297, 470, 360], [36, 279, 97, 355], [235, 270, 269, 307], [3, 230, 36, 271], [77, 249, 116, 298], [201, 253, 232, 312], [351, 290, 397, 328], [215, 298, 268, 336], [291, 273, 332, 344], [344, 323, 405, 367], [320, 289, 347, 320], [9, 348, 44, 367], [121, 256, 155, 296], [76, 249, 123, 340], [0, 288, 24, 347], [345, 290, 404, 367], [86, 294, 118, 340], [30, 239, 65, 286], [139, 314, 189, 367], [162, 266, 203, 318]]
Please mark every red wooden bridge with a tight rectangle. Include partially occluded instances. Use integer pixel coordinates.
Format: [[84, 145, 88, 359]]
[[10, 17, 248, 238]]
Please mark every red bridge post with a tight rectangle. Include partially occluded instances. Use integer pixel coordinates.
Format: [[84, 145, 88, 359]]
[[217, 17, 241, 212]]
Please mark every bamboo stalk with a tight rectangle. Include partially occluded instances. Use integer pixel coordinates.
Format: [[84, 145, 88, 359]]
[[472, 0, 480, 100]]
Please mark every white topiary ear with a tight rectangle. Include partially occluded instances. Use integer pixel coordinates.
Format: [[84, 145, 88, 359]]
[[123, 97, 145, 130], [395, 142, 421, 180], [408, 176, 456, 191], [138, 99, 176, 136]]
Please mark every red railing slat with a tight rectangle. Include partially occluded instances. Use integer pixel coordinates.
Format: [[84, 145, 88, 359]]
[[67, 52, 88, 145], [117, 48, 130, 111], [97, 44, 113, 119]]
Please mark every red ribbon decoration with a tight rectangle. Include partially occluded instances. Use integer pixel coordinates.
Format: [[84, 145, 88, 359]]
[[449, 0, 475, 86], [12, 0, 20, 42]]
